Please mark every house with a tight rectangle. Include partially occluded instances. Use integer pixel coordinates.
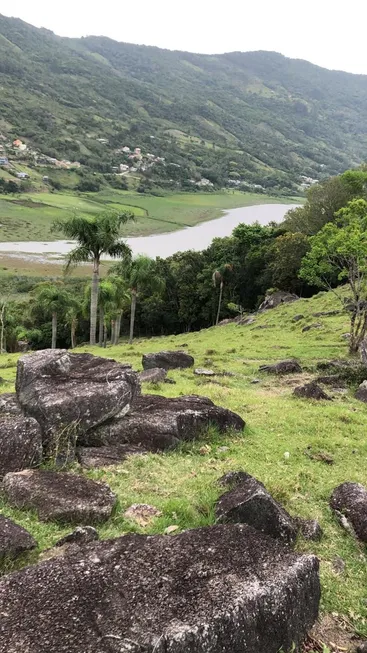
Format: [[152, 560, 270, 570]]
[[13, 139, 22, 148], [196, 178, 214, 187], [42, 176, 49, 182], [134, 147, 141, 155], [0, 157, 9, 165], [119, 164, 129, 172], [97, 138, 109, 144], [16, 172, 29, 179], [122, 146, 131, 153]]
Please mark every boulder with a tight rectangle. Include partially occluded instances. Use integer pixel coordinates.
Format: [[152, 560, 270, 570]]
[[54, 526, 99, 548], [0, 416, 42, 479], [292, 314, 305, 322], [217, 470, 251, 488], [259, 359, 302, 375], [0, 393, 22, 416], [293, 383, 331, 400], [83, 394, 245, 451], [0, 524, 320, 653], [330, 482, 367, 542], [355, 380, 367, 402], [259, 290, 298, 311], [302, 323, 323, 332], [194, 368, 215, 376], [295, 518, 323, 541], [3, 470, 117, 524], [215, 473, 297, 544], [237, 315, 256, 326], [77, 444, 146, 469], [15, 350, 140, 454], [139, 367, 167, 383], [0, 515, 36, 559], [142, 350, 194, 370]]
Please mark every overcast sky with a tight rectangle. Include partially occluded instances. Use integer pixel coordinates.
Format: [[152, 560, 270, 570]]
[[3, 0, 367, 75]]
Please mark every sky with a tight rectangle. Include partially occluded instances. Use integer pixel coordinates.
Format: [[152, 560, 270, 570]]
[[3, 0, 367, 75]]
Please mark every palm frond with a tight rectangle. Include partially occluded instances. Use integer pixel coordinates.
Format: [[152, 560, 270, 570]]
[[65, 246, 92, 273]]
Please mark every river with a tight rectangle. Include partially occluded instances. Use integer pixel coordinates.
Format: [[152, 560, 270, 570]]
[[0, 203, 297, 260]]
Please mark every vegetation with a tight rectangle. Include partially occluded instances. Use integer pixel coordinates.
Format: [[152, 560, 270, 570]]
[[2, 14, 367, 195], [0, 288, 367, 647]]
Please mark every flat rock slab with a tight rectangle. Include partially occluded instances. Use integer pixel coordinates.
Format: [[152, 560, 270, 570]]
[[139, 367, 167, 383], [0, 524, 320, 653], [259, 359, 302, 375], [330, 482, 367, 542], [77, 444, 146, 469], [0, 514, 36, 559], [142, 350, 194, 370], [215, 472, 297, 544], [16, 350, 140, 452], [3, 470, 117, 524], [0, 393, 22, 416], [84, 394, 245, 451], [0, 416, 42, 479]]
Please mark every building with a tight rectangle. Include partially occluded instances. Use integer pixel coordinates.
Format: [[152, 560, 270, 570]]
[[0, 157, 9, 165], [16, 172, 29, 179], [119, 164, 129, 172], [134, 147, 141, 155], [122, 146, 131, 153]]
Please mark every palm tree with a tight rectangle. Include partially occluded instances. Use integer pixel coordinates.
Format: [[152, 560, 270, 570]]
[[113, 255, 165, 344], [53, 211, 133, 346], [212, 264, 233, 326], [97, 279, 116, 347], [64, 299, 80, 349], [107, 275, 130, 345], [31, 282, 72, 349]]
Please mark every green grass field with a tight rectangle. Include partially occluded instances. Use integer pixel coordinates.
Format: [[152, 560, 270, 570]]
[[0, 289, 366, 649], [0, 189, 299, 242]]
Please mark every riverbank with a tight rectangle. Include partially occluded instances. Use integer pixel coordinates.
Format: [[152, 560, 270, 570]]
[[0, 189, 300, 243]]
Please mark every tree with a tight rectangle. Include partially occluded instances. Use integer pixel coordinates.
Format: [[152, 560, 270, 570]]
[[114, 256, 165, 344], [299, 199, 367, 355], [269, 232, 310, 293], [53, 211, 133, 345], [213, 264, 233, 325], [31, 282, 72, 349]]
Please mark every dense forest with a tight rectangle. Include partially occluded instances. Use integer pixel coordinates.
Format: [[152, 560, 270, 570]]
[[1, 14, 367, 193], [2, 168, 367, 352]]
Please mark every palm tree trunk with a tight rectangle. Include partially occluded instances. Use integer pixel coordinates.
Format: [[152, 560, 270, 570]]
[[114, 311, 122, 345], [51, 312, 57, 349], [129, 290, 137, 345], [90, 259, 99, 346], [98, 308, 104, 347], [0, 303, 5, 354], [71, 318, 77, 349], [111, 319, 116, 346], [215, 281, 224, 326], [103, 321, 108, 348]]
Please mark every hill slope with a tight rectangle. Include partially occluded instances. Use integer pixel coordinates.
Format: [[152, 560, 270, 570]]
[[1, 288, 367, 648], [1, 14, 367, 190]]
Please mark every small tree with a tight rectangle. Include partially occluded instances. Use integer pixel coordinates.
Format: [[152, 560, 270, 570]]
[[299, 199, 367, 355], [212, 264, 233, 326], [53, 211, 133, 346], [31, 282, 73, 349]]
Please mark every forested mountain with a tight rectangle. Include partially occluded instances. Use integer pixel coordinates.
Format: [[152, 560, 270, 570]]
[[1, 13, 367, 191]]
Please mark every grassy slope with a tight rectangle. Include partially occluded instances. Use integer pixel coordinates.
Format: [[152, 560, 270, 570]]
[[0, 190, 299, 242], [0, 289, 366, 638]]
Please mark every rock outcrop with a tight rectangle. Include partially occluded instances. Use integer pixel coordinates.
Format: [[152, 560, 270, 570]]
[[15, 350, 140, 454], [3, 470, 117, 524], [0, 524, 320, 653], [259, 359, 302, 375], [293, 383, 332, 400], [0, 515, 37, 559], [355, 380, 367, 402], [259, 290, 298, 311], [330, 482, 367, 542], [77, 444, 146, 468], [0, 416, 42, 478], [0, 393, 22, 416], [215, 472, 297, 544], [83, 394, 245, 451], [139, 367, 167, 383], [142, 350, 194, 370]]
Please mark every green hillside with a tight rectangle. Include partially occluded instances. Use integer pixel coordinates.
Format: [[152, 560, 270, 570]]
[[1, 288, 367, 650], [1, 14, 367, 193]]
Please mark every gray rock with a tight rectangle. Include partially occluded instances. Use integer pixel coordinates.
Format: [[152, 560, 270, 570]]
[[194, 368, 215, 376], [0, 393, 22, 416], [55, 526, 99, 548], [0, 515, 36, 559], [83, 394, 245, 452], [293, 383, 331, 400], [0, 416, 42, 479], [313, 310, 341, 317], [0, 524, 320, 653], [3, 470, 117, 524], [259, 290, 298, 311], [142, 350, 194, 370], [292, 314, 305, 322], [302, 323, 323, 332], [330, 482, 367, 542], [237, 315, 256, 326], [217, 470, 252, 488], [139, 367, 167, 383], [215, 473, 297, 544], [295, 518, 323, 541], [355, 380, 367, 402], [259, 359, 302, 375], [15, 350, 140, 455], [77, 444, 146, 468]]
